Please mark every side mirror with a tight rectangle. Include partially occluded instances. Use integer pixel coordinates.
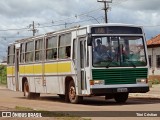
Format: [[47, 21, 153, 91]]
[[87, 34, 92, 46]]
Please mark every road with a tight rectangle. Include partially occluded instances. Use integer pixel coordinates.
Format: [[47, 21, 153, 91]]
[[0, 86, 160, 120]]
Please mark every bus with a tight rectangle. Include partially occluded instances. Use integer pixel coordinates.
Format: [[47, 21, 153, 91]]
[[7, 23, 149, 104]]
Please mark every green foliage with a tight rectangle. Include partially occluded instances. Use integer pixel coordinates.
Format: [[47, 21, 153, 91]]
[[0, 65, 7, 85], [148, 81, 152, 88], [152, 79, 160, 84], [149, 79, 160, 85], [15, 106, 34, 111]]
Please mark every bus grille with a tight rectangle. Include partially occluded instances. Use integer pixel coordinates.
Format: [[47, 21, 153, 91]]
[[92, 68, 148, 85]]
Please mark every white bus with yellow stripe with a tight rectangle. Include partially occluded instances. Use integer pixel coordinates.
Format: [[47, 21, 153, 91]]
[[7, 23, 149, 104]]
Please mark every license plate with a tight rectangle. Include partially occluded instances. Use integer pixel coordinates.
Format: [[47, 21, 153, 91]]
[[117, 88, 128, 92]]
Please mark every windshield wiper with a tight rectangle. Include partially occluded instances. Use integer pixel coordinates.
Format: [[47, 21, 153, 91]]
[[106, 55, 118, 68], [106, 45, 120, 68], [127, 60, 136, 68], [106, 53, 137, 68]]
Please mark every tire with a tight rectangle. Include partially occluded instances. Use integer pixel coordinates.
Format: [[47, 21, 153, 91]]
[[59, 94, 65, 100], [24, 81, 40, 99], [34, 93, 40, 99], [68, 81, 83, 104], [114, 93, 129, 103]]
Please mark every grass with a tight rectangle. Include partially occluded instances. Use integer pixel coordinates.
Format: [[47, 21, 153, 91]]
[[14, 106, 91, 120], [0, 80, 7, 85], [15, 106, 34, 111], [148, 79, 160, 88], [0, 65, 7, 85]]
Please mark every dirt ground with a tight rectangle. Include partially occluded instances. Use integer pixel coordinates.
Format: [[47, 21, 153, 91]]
[[0, 84, 160, 120]]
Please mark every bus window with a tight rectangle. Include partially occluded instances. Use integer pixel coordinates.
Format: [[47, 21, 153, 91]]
[[20, 43, 25, 63], [25, 41, 34, 62], [7, 45, 15, 65], [66, 46, 71, 58], [46, 36, 57, 60], [58, 33, 71, 59], [73, 39, 77, 63], [35, 39, 43, 61]]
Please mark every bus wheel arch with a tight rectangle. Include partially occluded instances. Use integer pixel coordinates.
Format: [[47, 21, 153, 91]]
[[22, 77, 40, 99], [64, 76, 73, 102], [65, 76, 83, 104]]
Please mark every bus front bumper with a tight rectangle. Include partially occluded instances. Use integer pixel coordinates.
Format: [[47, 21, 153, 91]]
[[90, 85, 149, 95]]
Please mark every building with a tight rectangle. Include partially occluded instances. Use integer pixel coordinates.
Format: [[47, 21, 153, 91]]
[[147, 34, 160, 77], [0, 60, 7, 66]]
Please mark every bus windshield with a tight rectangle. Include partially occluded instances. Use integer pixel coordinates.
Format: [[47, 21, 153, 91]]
[[92, 36, 147, 67]]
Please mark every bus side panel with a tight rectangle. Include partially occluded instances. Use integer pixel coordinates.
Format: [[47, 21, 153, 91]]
[[46, 76, 59, 93], [18, 76, 23, 91], [19, 65, 25, 91], [27, 77, 35, 93], [24, 65, 35, 92], [7, 66, 16, 91], [45, 62, 59, 93], [34, 64, 46, 93], [7, 77, 16, 91], [58, 61, 72, 94]]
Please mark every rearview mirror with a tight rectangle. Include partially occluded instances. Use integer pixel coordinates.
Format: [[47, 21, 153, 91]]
[[87, 34, 92, 46]]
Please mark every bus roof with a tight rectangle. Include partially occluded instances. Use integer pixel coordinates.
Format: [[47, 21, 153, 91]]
[[11, 23, 143, 45]]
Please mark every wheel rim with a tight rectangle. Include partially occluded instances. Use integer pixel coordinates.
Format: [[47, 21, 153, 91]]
[[69, 86, 76, 101]]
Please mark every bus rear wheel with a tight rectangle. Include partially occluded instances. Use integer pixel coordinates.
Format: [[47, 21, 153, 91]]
[[24, 81, 40, 99], [68, 81, 83, 104], [114, 93, 128, 103]]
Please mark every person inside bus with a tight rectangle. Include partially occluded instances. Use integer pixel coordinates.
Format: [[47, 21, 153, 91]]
[[65, 46, 71, 58], [93, 39, 110, 63], [95, 39, 108, 55]]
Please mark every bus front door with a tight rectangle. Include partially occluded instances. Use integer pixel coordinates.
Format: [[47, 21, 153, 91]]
[[77, 37, 87, 94], [15, 44, 20, 91]]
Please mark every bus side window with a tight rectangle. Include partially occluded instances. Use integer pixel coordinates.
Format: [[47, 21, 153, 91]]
[[20, 43, 25, 63], [66, 46, 71, 58], [46, 36, 57, 60], [35, 39, 43, 61], [7, 45, 15, 65], [25, 41, 34, 62], [58, 33, 71, 59]]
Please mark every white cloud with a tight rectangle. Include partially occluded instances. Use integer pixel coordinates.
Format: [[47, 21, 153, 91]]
[[0, 0, 160, 60]]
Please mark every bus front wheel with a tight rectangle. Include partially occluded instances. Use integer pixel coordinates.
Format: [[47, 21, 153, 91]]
[[68, 81, 83, 104], [114, 93, 128, 103]]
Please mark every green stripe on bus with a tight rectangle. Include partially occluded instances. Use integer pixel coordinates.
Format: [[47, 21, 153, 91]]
[[92, 68, 148, 85]]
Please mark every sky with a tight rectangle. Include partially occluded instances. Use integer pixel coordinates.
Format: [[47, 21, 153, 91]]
[[0, 0, 160, 61]]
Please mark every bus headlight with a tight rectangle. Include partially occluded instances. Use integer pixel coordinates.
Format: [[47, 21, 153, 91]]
[[136, 78, 147, 84], [90, 80, 105, 85]]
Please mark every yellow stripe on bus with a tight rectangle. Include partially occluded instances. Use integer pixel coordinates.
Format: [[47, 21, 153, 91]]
[[45, 63, 57, 73], [19, 66, 25, 74], [45, 62, 71, 73], [24, 65, 34, 74], [17, 62, 72, 74], [34, 64, 43, 74], [7, 66, 15, 75], [58, 62, 71, 73]]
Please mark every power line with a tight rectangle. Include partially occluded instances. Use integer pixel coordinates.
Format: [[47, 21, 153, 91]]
[[0, 0, 129, 32], [1, 0, 159, 34], [0, 27, 28, 32], [0, 17, 102, 40], [111, 0, 128, 6]]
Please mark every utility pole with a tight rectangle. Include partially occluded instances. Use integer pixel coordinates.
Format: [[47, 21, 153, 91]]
[[97, 0, 112, 23], [65, 22, 67, 28], [29, 21, 37, 36], [32, 21, 36, 36]]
